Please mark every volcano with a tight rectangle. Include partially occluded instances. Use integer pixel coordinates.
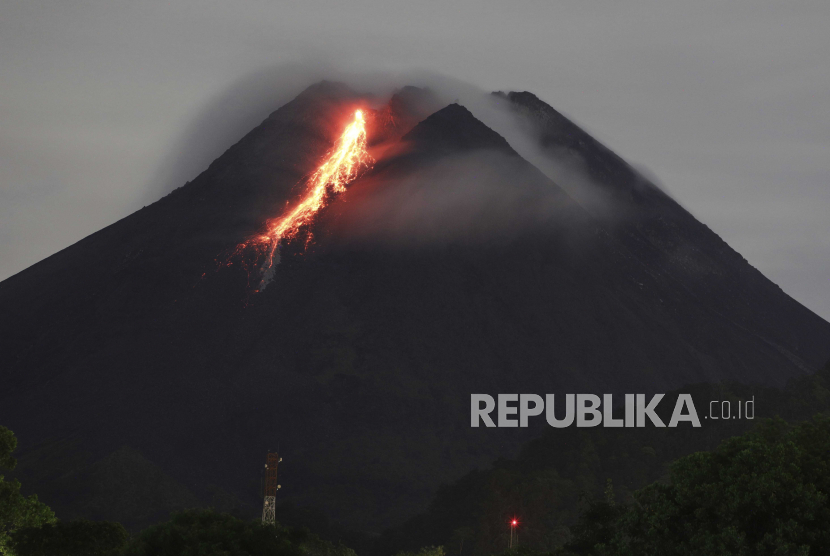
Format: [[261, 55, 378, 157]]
[[1, 81, 828, 531]]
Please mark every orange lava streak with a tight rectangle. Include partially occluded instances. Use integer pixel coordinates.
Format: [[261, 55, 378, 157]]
[[220, 109, 373, 290], [260, 109, 372, 269]]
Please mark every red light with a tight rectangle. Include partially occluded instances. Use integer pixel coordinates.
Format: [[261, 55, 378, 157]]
[[511, 519, 517, 526]]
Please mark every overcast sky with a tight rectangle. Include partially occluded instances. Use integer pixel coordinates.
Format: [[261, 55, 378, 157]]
[[1, 1, 828, 320]]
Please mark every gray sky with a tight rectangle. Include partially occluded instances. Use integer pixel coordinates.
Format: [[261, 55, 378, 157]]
[[1, 0, 828, 320]]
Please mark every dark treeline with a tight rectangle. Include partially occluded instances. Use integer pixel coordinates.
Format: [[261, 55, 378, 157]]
[[553, 414, 830, 554], [370, 361, 830, 556]]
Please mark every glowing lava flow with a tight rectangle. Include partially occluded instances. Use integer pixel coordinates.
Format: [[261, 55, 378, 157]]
[[236, 109, 373, 289]]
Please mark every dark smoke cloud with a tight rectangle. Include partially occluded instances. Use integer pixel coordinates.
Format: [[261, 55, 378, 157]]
[[144, 66, 631, 226]]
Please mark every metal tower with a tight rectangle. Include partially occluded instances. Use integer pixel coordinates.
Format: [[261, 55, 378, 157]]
[[262, 451, 281, 525]]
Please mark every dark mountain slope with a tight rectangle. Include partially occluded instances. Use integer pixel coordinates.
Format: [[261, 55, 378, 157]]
[[499, 91, 830, 379], [0, 83, 827, 533]]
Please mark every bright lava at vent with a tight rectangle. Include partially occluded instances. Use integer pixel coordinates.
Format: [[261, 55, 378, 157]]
[[227, 109, 373, 290]]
